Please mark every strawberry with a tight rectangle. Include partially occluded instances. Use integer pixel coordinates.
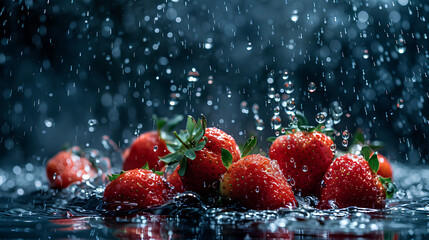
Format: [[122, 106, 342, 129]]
[[103, 168, 171, 211], [161, 115, 241, 196], [220, 153, 297, 210], [123, 115, 183, 171], [268, 114, 334, 196], [319, 150, 395, 209], [46, 146, 96, 189]]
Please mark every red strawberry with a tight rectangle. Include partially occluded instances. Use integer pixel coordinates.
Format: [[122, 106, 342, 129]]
[[103, 169, 171, 211], [160, 166, 184, 193], [220, 154, 297, 210], [161, 116, 240, 196], [269, 130, 334, 196], [123, 131, 169, 171], [46, 147, 96, 189], [319, 153, 388, 209], [123, 115, 183, 171], [377, 153, 393, 179]]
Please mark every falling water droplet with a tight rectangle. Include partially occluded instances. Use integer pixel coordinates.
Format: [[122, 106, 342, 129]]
[[395, 35, 406, 54], [268, 87, 275, 99], [240, 101, 249, 114], [256, 118, 265, 131], [330, 144, 336, 152], [274, 93, 281, 102], [308, 82, 317, 93], [396, 98, 404, 109], [271, 115, 282, 130], [187, 68, 199, 82], [302, 165, 308, 172], [246, 42, 253, 50], [274, 106, 281, 116], [284, 81, 294, 94], [153, 145, 158, 152], [363, 49, 369, 59], [315, 112, 327, 124], [342, 130, 350, 140], [285, 98, 296, 114], [342, 139, 348, 147]]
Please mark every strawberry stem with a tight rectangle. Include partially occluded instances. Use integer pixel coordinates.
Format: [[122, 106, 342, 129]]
[[173, 131, 191, 149]]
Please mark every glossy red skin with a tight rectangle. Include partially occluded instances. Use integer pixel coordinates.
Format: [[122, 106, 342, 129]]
[[181, 127, 241, 196], [220, 154, 297, 210], [123, 131, 169, 171], [377, 153, 393, 179], [269, 131, 334, 196], [319, 154, 386, 209], [103, 169, 171, 211], [161, 166, 184, 193], [46, 151, 96, 189]]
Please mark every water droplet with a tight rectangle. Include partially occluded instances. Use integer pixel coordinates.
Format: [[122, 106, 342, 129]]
[[308, 82, 317, 93], [396, 98, 404, 109], [274, 93, 281, 102], [271, 115, 282, 130], [285, 98, 296, 114], [252, 104, 259, 115], [302, 165, 308, 172], [395, 35, 406, 54], [330, 101, 343, 124], [44, 119, 54, 128], [256, 118, 265, 131], [362, 49, 369, 59], [268, 87, 275, 98], [240, 101, 249, 114], [154, 145, 158, 152], [342, 139, 348, 147], [88, 119, 98, 126], [273, 106, 280, 116], [315, 112, 328, 124], [281, 70, 289, 80], [330, 144, 336, 152], [246, 42, 253, 51], [187, 68, 199, 82], [284, 81, 294, 94], [342, 130, 350, 140], [275, 131, 280, 136]]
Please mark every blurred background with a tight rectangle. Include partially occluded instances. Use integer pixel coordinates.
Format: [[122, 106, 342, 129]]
[[1, 0, 428, 168]]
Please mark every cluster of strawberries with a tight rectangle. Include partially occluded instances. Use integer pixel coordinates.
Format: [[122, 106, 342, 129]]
[[46, 114, 395, 212]]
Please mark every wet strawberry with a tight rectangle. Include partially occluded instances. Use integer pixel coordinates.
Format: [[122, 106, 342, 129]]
[[319, 153, 390, 209], [269, 130, 334, 196], [220, 154, 297, 210], [103, 169, 171, 211], [46, 147, 96, 189], [123, 115, 183, 171], [161, 115, 240, 196], [123, 131, 169, 171]]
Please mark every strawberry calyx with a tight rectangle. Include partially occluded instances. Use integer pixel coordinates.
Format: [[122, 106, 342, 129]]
[[267, 112, 335, 142], [160, 115, 208, 176], [107, 163, 164, 181], [222, 136, 257, 169], [351, 128, 384, 151], [153, 114, 184, 142]]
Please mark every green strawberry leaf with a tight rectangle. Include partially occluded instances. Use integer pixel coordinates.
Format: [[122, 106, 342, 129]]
[[295, 111, 309, 127], [160, 152, 181, 163], [186, 116, 196, 135], [379, 177, 396, 199], [321, 127, 335, 136], [241, 136, 257, 158], [352, 129, 365, 145], [154, 171, 164, 176], [142, 162, 149, 170], [195, 140, 206, 151], [165, 115, 184, 132], [267, 136, 278, 142], [368, 152, 380, 173], [166, 161, 179, 173], [153, 114, 167, 132], [108, 170, 127, 181], [361, 145, 372, 161], [221, 148, 233, 169], [178, 156, 187, 176], [299, 125, 315, 132], [184, 148, 196, 160]]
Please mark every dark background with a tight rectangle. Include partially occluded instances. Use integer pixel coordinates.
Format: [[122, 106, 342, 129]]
[[1, 0, 428, 168]]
